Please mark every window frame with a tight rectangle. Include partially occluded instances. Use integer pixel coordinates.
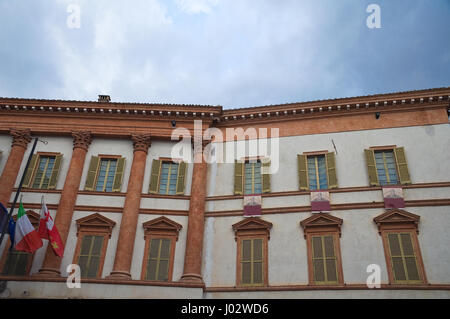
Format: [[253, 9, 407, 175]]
[[94, 154, 121, 193], [158, 160, 181, 195], [27, 152, 62, 190], [370, 146, 400, 186], [300, 213, 344, 285], [141, 216, 182, 282], [374, 209, 427, 285], [232, 217, 272, 287], [72, 213, 116, 279], [244, 160, 262, 195]]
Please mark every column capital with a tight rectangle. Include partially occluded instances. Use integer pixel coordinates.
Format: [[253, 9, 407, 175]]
[[72, 131, 92, 151], [192, 136, 210, 155], [10, 128, 32, 149], [131, 134, 151, 153]]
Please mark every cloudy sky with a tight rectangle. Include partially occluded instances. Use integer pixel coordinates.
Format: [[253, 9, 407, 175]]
[[0, 0, 449, 109]]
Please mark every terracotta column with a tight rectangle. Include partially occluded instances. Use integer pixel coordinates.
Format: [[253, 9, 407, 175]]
[[180, 138, 208, 283], [38, 131, 92, 276], [0, 129, 32, 206], [107, 134, 151, 280]]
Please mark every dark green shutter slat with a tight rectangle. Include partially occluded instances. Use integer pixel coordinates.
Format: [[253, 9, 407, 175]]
[[234, 160, 244, 195], [149, 160, 161, 194], [112, 157, 125, 192], [84, 156, 100, 191], [23, 154, 38, 188], [48, 154, 62, 189], [298, 154, 308, 190], [176, 162, 187, 195], [394, 147, 411, 185], [364, 149, 379, 186], [325, 152, 338, 189]]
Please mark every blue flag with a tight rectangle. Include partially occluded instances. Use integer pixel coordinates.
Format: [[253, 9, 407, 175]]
[[8, 218, 15, 251], [0, 202, 15, 250], [0, 202, 8, 235]]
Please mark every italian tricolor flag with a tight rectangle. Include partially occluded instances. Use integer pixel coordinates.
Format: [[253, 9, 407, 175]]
[[14, 201, 43, 253]]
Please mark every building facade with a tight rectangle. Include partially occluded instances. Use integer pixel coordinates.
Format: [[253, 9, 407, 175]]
[[0, 87, 449, 298]]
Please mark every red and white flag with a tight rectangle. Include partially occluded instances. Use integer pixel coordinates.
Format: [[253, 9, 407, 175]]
[[39, 197, 64, 257]]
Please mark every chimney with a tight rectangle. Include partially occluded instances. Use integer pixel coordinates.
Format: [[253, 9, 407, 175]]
[[98, 95, 111, 102]]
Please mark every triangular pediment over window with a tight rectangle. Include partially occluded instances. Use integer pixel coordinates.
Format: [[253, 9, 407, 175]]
[[374, 209, 420, 234], [76, 213, 116, 237], [143, 216, 182, 240], [300, 213, 343, 238], [232, 217, 273, 240]]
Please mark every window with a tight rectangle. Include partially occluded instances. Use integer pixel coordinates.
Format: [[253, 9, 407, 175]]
[[240, 238, 263, 285], [300, 213, 344, 285], [0, 210, 40, 276], [145, 238, 171, 281], [77, 235, 104, 278], [149, 159, 187, 195], [374, 150, 398, 185], [234, 158, 271, 195], [298, 152, 337, 191], [73, 213, 116, 279], [141, 216, 182, 282], [245, 161, 262, 195], [365, 146, 411, 186], [232, 217, 272, 287], [2, 251, 32, 276], [159, 162, 179, 195], [374, 209, 427, 284], [311, 235, 338, 284], [84, 155, 125, 192], [23, 153, 62, 189], [95, 158, 117, 192], [307, 155, 328, 190]]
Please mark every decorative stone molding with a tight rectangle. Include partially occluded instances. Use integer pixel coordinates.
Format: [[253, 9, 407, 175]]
[[10, 128, 32, 149], [131, 134, 151, 153], [72, 131, 92, 151], [299, 213, 343, 238], [76, 213, 116, 238], [143, 216, 182, 241], [373, 208, 420, 235], [232, 217, 273, 241]]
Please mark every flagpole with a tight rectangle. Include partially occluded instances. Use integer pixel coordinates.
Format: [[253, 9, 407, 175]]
[[0, 137, 39, 249]]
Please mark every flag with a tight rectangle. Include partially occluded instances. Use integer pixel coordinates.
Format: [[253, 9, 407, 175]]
[[14, 201, 43, 253], [39, 197, 64, 257], [0, 202, 8, 234], [1, 202, 16, 251], [243, 194, 262, 216], [310, 190, 331, 212], [8, 218, 15, 251]]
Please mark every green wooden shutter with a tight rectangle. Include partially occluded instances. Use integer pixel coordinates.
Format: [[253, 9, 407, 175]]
[[149, 159, 162, 194], [364, 149, 379, 186], [297, 154, 308, 190], [22, 154, 38, 188], [47, 154, 63, 190], [394, 147, 411, 185], [261, 158, 271, 193], [325, 152, 338, 189], [84, 156, 100, 191], [176, 162, 187, 195], [234, 160, 244, 195], [112, 157, 125, 192]]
